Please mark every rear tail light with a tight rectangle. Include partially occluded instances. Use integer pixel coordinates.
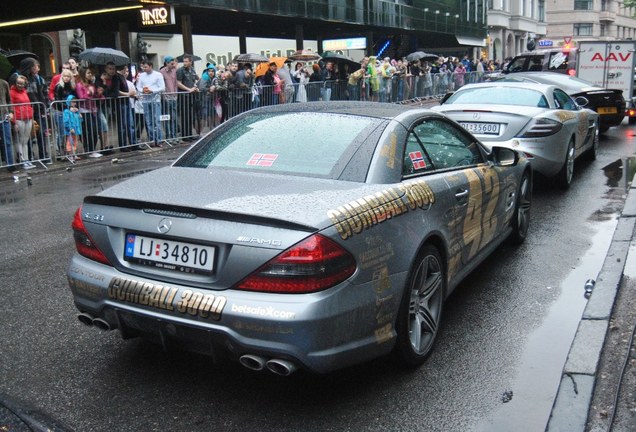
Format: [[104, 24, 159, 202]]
[[72, 207, 112, 265], [518, 118, 563, 138], [627, 108, 636, 117], [236, 234, 356, 293], [567, 68, 576, 76]]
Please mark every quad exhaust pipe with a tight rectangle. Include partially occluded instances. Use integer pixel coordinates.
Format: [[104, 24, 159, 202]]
[[77, 313, 112, 331], [239, 354, 299, 376]]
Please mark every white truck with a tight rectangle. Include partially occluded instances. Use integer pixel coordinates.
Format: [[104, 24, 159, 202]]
[[576, 40, 636, 123]]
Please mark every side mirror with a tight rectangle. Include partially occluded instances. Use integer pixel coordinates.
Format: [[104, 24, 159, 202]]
[[490, 146, 519, 166]]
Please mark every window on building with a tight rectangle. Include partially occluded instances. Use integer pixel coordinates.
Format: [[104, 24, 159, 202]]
[[601, 0, 608, 12], [538, 0, 545, 21], [601, 24, 606, 37], [574, 23, 593, 36], [574, 0, 593, 10]]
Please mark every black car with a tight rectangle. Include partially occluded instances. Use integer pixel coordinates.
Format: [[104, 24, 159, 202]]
[[499, 72, 625, 132]]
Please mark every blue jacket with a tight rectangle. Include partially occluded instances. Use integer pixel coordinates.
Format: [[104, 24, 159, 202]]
[[63, 95, 82, 135]]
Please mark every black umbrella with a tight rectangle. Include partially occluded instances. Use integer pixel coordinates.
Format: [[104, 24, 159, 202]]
[[406, 51, 439, 63], [2, 49, 38, 68], [233, 53, 270, 63], [79, 47, 130, 66], [176, 54, 202, 63], [321, 52, 361, 70]]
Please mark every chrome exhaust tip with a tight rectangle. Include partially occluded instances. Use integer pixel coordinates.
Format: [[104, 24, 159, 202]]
[[239, 354, 267, 371], [266, 359, 298, 376], [92, 318, 112, 331], [77, 313, 95, 327]]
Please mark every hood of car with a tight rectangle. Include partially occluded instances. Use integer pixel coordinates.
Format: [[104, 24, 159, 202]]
[[95, 166, 406, 228]]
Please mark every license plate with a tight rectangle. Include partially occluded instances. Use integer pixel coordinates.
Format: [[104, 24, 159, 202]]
[[124, 233, 215, 274], [458, 122, 501, 135], [597, 106, 617, 114]]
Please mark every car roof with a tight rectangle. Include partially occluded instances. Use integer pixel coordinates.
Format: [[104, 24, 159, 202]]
[[499, 72, 602, 90], [514, 48, 577, 56], [457, 81, 558, 92], [246, 101, 416, 119]]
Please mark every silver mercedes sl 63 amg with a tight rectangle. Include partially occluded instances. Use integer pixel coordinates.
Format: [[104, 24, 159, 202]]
[[67, 102, 531, 375]]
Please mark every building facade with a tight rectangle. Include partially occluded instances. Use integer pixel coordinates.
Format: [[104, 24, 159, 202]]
[[545, 0, 636, 44], [487, 0, 548, 61]]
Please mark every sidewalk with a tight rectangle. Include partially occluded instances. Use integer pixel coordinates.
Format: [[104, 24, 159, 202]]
[[547, 171, 636, 431]]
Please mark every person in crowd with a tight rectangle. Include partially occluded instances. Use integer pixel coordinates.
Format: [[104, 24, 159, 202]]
[[421, 61, 432, 96], [68, 57, 80, 81], [75, 66, 103, 155], [235, 63, 254, 114], [160, 56, 178, 144], [197, 63, 216, 129], [136, 60, 165, 147], [176, 54, 200, 141], [0, 78, 15, 172], [96, 62, 128, 152], [367, 56, 380, 102], [394, 59, 407, 101], [9, 75, 35, 170], [453, 60, 467, 89], [277, 62, 294, 104], [75, 67, 98, 154], [292, 63, 309, 103], [213, 70, 230, 123], [18, 57, 49, 163], [52, 69, 77, 157], [409, 60, 421, 98], [48, 62, 71, 101], [379, 58, 395, 102], [347, 64, 365, 101], [63, 95, 82, 160], [320, 61, 336, 101], [307, 63, 322, 102], [117, 65, 140, 150], [262, 62, 280, 105]]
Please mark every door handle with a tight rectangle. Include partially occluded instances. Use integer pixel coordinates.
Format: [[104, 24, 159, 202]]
[[455, 189, 469, 199]]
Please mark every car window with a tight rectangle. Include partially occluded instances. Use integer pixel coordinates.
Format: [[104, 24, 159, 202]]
[[445, 86, 549, 108], [407, 119, 483, 173], [174, 112, 377, 178], [548, 51, 571, 71], [553, 89, 577, 110]]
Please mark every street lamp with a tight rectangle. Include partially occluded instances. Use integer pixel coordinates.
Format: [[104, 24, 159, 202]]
[[424, 8, 428, 27], [445, 12, 450, 32], [454, 14, 459, 31], [435, 10, 440, 31]]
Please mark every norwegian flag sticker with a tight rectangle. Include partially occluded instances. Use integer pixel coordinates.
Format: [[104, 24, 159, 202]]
[[409, 151, 427, 170], [247, 153, 278, 167]]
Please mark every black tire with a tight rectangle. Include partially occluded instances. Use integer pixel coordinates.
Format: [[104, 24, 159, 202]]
[[599, 125, 610, 133], [629, 117, 636, 125], [509, 171, 531, 245], [394, 244, 445, 367], [556, 139, 575, 189]]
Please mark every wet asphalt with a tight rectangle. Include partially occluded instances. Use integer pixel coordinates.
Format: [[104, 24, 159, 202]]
[[0, 121, 635, 432]]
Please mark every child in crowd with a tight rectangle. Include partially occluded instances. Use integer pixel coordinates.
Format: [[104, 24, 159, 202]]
[[63, 95, 83, 160]]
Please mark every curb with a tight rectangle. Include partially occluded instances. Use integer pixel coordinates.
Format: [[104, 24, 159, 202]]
[[546, 171, 636, 431]]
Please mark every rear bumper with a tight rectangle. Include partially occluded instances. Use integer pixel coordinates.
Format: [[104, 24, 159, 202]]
[[67, 254, 406, 373]]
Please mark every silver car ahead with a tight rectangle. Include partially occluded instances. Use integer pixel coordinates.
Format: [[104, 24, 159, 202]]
[[433, 82, 599, 189], [68, 102, 531, 375]]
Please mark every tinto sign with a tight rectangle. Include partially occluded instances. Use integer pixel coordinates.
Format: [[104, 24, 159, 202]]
[[139, 6, 175, 27]]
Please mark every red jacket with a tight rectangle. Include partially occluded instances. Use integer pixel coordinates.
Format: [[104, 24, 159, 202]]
[[10, 86, 33, 120]]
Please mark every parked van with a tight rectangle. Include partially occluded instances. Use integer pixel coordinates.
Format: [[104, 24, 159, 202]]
[[505, 48, 578, 75]]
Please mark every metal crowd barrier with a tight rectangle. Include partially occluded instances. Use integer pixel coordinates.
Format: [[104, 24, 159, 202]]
[[0, 71, 498, 172]]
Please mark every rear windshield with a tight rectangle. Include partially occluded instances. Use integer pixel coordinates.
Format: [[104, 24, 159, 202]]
[[174, 112, 378, 178], [445, 86, 549, 108]]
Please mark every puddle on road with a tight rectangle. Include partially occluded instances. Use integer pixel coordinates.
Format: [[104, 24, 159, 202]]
[[478, 216, 618, 431], [589, 157, 635, 222]]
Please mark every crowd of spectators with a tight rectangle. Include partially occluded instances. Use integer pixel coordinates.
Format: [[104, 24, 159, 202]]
[[0, 51, 507, 171]]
